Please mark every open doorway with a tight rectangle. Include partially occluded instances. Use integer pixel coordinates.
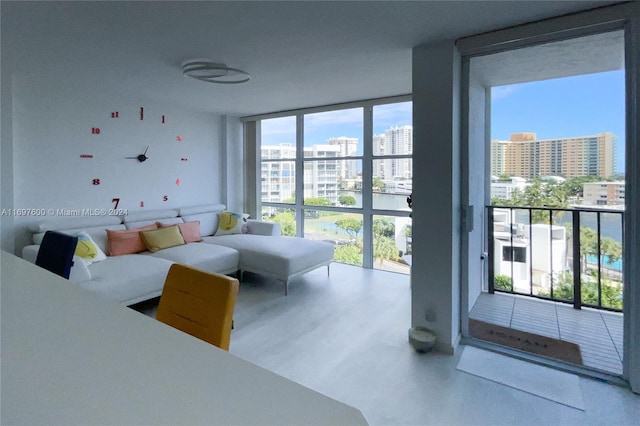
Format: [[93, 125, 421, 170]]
[[464, 30, 626, 377]]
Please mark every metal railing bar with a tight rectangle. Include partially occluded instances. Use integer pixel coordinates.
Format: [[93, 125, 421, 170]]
[[573, 210, 582, 309]]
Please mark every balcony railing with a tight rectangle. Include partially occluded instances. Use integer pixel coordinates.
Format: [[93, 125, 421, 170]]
[[487, 206, 624, 312]]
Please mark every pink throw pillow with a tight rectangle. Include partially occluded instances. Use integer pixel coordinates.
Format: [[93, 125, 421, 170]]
[[157, 221, 202, 243], [106, 224, 158, 256]]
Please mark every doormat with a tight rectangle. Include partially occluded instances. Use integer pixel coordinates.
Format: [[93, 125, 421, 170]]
[[469, 319, 583, 365]]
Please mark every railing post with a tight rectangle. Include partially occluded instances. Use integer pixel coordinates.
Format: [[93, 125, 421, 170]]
[[488, 206, 494, 294], [572, 210, 582, 310]]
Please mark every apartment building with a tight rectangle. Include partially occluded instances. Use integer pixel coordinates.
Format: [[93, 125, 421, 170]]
[[583, 181, 626, 206], [491, 132, 616, 179], [261, 143, 341, 204], [373, 125, 413, 183], [327, 136, 359, 180]]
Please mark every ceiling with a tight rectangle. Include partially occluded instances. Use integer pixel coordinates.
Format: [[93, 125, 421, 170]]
[[1, 1, 619, 117]]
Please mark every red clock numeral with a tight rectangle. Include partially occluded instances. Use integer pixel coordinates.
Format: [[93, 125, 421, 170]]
[[111, 112, 119, 118], [176, 136, 183, 141], [163, 195, 168, 202], [91, 127, 101, 134], [92, 179, 101, 185], [140, 201, 144, 208], [176, 178, 181, 186], [112, 198, 120, 209], [80, 154, 94, 159]]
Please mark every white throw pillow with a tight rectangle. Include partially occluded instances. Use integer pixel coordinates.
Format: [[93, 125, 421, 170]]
[[214, 212, 249, 236], [73, 231, 107, 264]]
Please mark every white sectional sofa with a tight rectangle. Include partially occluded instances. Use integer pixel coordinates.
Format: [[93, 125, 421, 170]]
[[22, 204, 334, 304]]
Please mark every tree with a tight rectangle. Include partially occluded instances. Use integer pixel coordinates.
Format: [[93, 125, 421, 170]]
[[494, 274, 512, 292], [373, 218, 395, 238], [335, 218, 362, 240], [304, 197, 332, 206], [271, 211, 296, 236], [373, 236, 399, 267], [372, 178, 386, 192], [338, 195, 356, 206], [333, 245, 362, 266], [493, 180, 569, 223]]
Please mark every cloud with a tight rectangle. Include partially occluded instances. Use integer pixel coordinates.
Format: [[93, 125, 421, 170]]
[[261, 116, 296, 144], [492, 85, 518, 100]]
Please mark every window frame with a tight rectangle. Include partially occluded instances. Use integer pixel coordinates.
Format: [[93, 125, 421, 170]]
[[244, 94, 412, 271]]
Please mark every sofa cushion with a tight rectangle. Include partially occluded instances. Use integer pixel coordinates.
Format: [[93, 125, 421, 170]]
[[203, 235, 334, 280], [82, 254, 174, 305], [140, 226, 185, 253], [158, 221, 203, 243], [146, 243, 239, 275], [106, 224, 158, 256], [181, 211, 219, 237], [33, 224, 127, 253]]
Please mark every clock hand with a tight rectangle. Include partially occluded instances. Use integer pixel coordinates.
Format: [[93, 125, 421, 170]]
[[143, 146, 149, 156]]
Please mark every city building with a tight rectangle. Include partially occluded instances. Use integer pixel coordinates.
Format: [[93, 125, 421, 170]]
[[261, 144, 296, 203], [303, 145, 340, 204], [327, 137, 359, 180], [492, 209, 567, 293], [490, 176, 528, 201], [583, 181, 626, 206], [491, 132, 616, 179], [261, 143, 341, 205], [373, 126, 413, 181]]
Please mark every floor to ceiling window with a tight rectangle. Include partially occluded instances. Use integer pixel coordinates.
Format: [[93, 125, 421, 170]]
[[249, 96, 412, 274]]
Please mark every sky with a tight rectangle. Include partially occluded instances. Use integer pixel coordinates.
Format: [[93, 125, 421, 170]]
[[261, 70, 625, 173], [260, 101, 413, 156], [491, 70, 626, 173]]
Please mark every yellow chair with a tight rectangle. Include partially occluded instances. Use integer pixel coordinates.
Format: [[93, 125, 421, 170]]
[[156, 264, 239, 351]]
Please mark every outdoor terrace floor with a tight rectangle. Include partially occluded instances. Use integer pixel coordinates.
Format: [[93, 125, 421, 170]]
[[469, 292, 624, 375]]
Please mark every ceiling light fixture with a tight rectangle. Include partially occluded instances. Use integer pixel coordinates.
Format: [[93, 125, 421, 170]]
[[182, 59, 250, 84]]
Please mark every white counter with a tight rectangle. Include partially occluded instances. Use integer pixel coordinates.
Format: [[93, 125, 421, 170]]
[[0, 251, 367, 425]]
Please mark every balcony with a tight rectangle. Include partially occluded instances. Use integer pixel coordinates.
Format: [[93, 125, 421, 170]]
[[476, 206, 624, 375]]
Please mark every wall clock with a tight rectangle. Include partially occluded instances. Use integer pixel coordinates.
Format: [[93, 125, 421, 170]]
[[84, 106, 188, 210]]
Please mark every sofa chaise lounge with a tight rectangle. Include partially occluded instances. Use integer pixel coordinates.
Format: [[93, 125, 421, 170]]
[[22, 204, 334, 304]]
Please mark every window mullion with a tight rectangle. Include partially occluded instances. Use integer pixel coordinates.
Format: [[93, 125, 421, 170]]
[[295, 113, 305, 237], [362, 105, 374, 268]]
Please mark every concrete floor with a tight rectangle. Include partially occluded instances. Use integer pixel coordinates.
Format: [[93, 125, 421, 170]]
[[132, 263, 640, 425]]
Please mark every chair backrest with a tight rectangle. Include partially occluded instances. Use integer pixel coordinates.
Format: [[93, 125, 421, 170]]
[[156, 264, 239, 351], [35, 230, 78, 279]]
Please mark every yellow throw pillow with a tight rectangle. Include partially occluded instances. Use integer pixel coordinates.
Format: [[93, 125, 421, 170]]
[[140, 225, 186, 253]]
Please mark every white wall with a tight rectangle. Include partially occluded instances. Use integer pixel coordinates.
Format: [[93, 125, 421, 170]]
[[5, 72, 228, 253], [411, 41, 461, 354]]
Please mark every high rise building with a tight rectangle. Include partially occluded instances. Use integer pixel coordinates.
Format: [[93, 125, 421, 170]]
[[373, 125, 413, 180], [327, 136, 359, 180], [491, 132, 615, 179]]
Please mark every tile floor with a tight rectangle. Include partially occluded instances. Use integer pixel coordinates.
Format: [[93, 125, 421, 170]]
[[469, 292, 624, 375]]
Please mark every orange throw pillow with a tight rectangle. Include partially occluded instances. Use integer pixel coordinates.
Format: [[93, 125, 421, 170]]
[[106, 224, 158, 256], [157, 221, 202, 243]]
